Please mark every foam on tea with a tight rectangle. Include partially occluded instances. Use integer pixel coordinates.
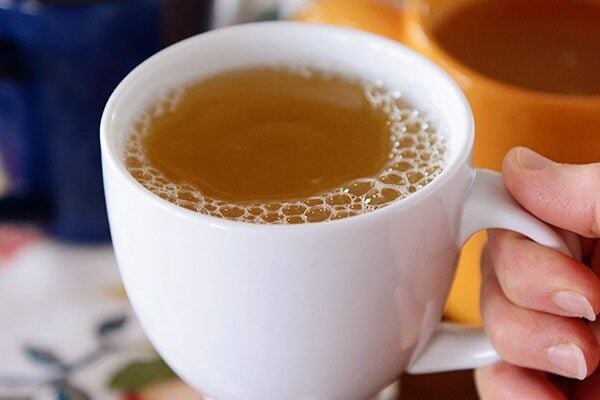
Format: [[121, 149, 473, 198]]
[[125, 67, 447, 224]]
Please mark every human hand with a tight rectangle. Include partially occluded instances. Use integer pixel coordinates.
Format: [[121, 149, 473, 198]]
[[475, 147, 600, 399]]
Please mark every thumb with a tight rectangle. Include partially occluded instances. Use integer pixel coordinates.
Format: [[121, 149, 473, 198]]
[[502, 147, 600, 239]]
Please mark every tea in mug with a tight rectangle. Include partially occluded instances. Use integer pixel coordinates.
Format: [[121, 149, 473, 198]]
[[125, 67, 447, 223], [434, 0, 600, 95]]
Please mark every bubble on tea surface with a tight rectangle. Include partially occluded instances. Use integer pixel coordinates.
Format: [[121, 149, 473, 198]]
[[124, 71, 448, 224]]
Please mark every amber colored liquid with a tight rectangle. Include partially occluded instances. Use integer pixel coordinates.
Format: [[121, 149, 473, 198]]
[[434, 0, 600, 95], [141, 68, 392, 202], [125, 67, 446, 224]]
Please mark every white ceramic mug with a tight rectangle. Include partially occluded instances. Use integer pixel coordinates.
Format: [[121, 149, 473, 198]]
[[101, 22, 570, 400]]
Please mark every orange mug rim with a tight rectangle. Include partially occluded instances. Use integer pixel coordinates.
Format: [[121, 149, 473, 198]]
[[405, 0, 600, 106]]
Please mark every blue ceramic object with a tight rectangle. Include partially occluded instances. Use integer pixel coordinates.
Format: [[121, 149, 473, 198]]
[[0, 0, 213, 241]]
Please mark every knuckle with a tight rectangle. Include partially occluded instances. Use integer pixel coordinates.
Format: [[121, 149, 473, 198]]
[[488, 230, 513, 261], [484, 306, 518, 357], [488, 231, 523, 279], [487, 321, 528, 365], [487, 322, 510, 354]]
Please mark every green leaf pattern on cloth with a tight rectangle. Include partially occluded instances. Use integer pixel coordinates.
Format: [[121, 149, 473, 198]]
[[109, 359, 178, 392], [24, 346, 63, 366], [57, 383, 91, 400]]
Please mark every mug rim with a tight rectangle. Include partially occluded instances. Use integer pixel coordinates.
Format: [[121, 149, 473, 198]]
[[406, 0, 600, 105], [100, 21, 474, 231]]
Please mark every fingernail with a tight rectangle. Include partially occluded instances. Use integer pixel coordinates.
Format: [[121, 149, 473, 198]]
[[516, 147, 558, 170], [547, 343, 588, 380], [553, 291, 597, 321]]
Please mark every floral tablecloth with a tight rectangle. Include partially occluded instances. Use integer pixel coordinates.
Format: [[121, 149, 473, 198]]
[[0, 225, 202, 400]]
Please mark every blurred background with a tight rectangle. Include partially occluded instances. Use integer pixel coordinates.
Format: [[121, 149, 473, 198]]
[[0, 0, 214, 240], [2, 0, 599, 399]]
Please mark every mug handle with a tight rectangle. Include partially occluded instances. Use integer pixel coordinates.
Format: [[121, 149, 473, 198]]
[[407, 169, 578, 373]]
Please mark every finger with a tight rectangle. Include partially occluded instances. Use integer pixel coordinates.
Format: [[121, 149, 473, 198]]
[[502, 147, 600, 238], [487, 229, 600, 321], [572, 324, 600, 399], [475, 362, 567, 400], [481, 251, 600, 380]]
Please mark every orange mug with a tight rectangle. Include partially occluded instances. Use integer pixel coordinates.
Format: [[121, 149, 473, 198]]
[[295, 0, 600, 325]]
